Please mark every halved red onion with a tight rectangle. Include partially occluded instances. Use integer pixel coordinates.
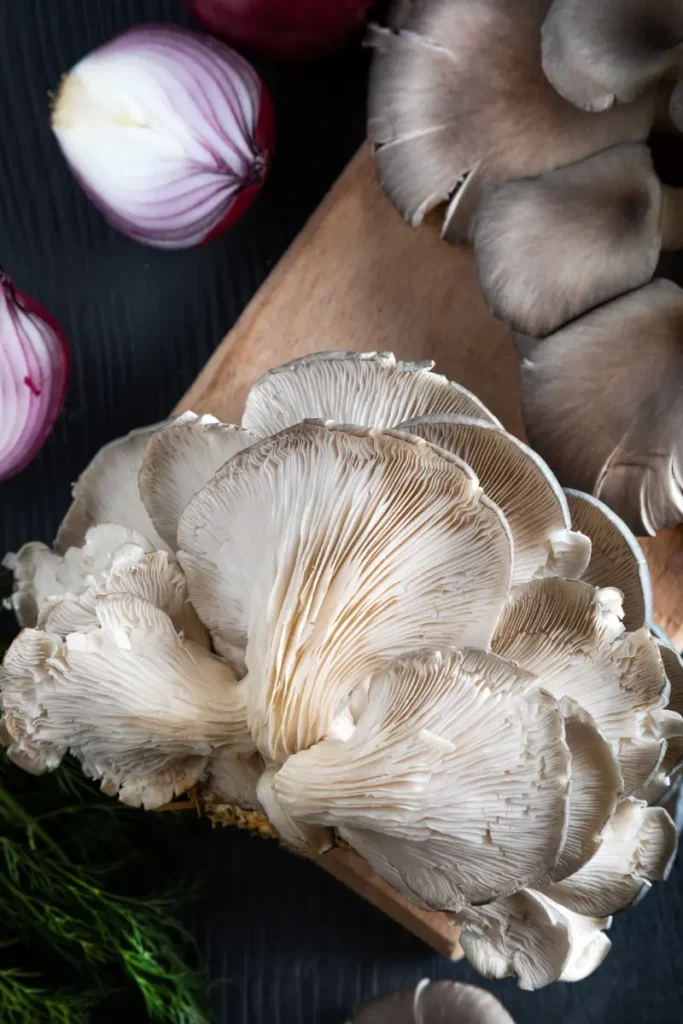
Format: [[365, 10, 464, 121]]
[[0, 272, 70, 482], [183, 0, 375, 61], [51, 25, 275, 250]]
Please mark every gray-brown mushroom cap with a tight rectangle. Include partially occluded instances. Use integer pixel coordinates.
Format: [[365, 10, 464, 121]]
[[566, 489, 653, 632], [473, 143, 662, 337], [521, 279, 683, 536], [541, 0, 683, 113], [367, 0, 655, 229], [352, 979, 515, 1024]]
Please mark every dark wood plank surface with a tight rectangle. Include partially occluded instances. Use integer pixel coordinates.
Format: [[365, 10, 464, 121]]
[[1, 3, 682, 1022]]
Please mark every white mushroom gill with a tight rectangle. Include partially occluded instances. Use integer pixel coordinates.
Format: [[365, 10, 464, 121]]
[[1, 349, 679, 991], [1, 594, 251, 809]]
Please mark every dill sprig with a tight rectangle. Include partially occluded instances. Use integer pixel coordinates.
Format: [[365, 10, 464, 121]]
[[0, 752, 210, 1024]]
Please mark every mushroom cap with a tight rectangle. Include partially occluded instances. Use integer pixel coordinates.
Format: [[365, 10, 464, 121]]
[[399, 414, 590, 585], [3, 524, 154, 630], [0, 594, 252, 807], [270, 647, 571, 910], [242, 350, 500, 437], [367, 0, 655, 228], [37, 549, 208, 646], [353, 980, 516, 1024], [178, 422, 513, 762], [491, 578, 671, 792], [138, 412, 256, 551], [566, 489, 653, 632], [456, 890, 611, 989], [541, 0, 683, 112], [539, 797, 678, 916], [56, 421, 169, 553], [521, 278, 683, 535], [473, 143, 662, 337], [3, 542, 65, 627]]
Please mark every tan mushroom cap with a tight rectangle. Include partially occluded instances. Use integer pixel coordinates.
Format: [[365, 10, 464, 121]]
[[138, 412, 256, 551], [539, 797, 677, 917], [271, 648, 570, 911], [399, 414, 590, 585], [178, 422, 513, 762], [353, 979, 516, 1024], [37, 549, 208, 646], [541, 0, 683, 113], [491, 579, 670, 793], [56, 422, 168, 553], [566, 490, 653, 633], [473, 144, 662, 338], [521, 279, 683, 536], [0, 594, 252, 808], [241, 351, 500, 437], [367, 0, 655, 229], [456, 890, 611, 989]]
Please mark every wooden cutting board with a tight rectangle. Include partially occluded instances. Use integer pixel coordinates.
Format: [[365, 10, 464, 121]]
[[176, 142, 683, 959]]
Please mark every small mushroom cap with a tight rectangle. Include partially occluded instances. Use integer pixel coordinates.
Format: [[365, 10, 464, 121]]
[[57, 422, 169, 553], [521, 278, 683, 535], [491, 579, 669, 792], [4, 524, 154, 630], [241, 351, 500, 437], [353, 980, 515, 1024], [566, 489, 653, 632], [541, 0, 683, 112], [271, 648, 570, 911], [546, 698, 622, 884], [37, 549, 207, 646], [367, 0, 655, 229], [539, 797, 678, 916], [0, 594, 252, 808], [473, 143, 662, 337], [456, 890, 610, 990], [138, 412, 256, 551], [3, 542, 64, 627], [399, 414, 590, 585], [178, 422, 513, 762]]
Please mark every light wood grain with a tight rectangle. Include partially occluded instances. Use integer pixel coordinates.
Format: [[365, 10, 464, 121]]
[[176, 142, 683, 957]]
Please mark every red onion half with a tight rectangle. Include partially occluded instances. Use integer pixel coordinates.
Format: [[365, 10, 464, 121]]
[[0, 273, 70, 482], [51, 25, 275, 250], [183, 0, 375, 61]]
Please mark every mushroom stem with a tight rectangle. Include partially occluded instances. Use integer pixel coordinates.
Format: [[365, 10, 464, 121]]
[[659, 185, 683, 249]]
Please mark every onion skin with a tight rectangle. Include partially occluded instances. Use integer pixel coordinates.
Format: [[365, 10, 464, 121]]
[[182, 0, 375, 61], [51, 26, 276, 250], [0, 273, 70, 482]]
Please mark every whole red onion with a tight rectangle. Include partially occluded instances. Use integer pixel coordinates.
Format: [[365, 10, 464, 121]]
[[51, 25, 275, 250], [183, 0, 375, 61], [0, 273, 70, 482]]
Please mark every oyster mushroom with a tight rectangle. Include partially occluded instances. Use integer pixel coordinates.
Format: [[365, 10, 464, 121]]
[[138, 412, 256, 551], [457, 891, 611, 990], [352, 979, 515, 1024], [636, 633, 683, 803], [398, 414, 590, 585], [367, 0, 655, 236], [0, 593, 252, 807], [521, 278, 683, 535], [566, 490, 653, 633], [1, 350, 679, 990], [541, 0, 683, 113], [178, 421, 513, 757], [473, 142, 683, 337], [491, 579, 672, 793], [242, 350, 500, 437], [3, 523, 154, 628]]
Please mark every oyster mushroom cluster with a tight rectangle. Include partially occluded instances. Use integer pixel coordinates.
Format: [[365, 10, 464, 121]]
[[368, 0, 683, 536], [2, 351, 682, 989]]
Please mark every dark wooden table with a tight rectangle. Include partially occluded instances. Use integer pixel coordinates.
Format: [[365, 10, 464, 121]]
[[1, 2, 682, 1021]]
